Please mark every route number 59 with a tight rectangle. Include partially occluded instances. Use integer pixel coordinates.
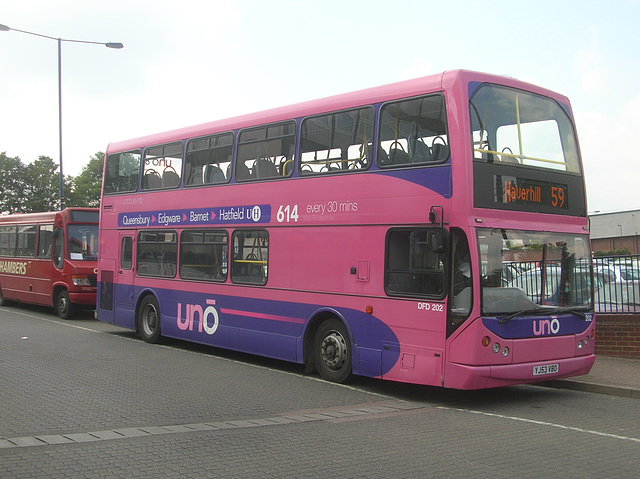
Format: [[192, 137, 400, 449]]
[[551, 186, 565, 208]]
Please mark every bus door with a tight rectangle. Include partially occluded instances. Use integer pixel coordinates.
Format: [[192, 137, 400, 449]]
[[114, 232, 136, 329], [30, 224, 54, 305], [46, 226, 66, 300], [98, 257, 116, 325]]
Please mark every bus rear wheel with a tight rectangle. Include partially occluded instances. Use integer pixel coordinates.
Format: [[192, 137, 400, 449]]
[[313, 318, 352, 383], [56, 290, 76, 319], [137, 295, 161, 343]]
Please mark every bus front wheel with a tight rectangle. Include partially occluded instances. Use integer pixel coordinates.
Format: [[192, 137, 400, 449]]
[[137, 295, 161, 343], [56, 290, 76, 319], [313, 318, 352, 383]]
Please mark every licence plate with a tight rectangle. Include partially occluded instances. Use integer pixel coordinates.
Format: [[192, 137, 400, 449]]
[[533, 364, 559, 376]]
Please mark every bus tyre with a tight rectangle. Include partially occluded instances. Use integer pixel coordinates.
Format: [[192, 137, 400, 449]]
[[0, 287, 5, 306], [56, 290, 76, 319], [313, 319, 352, 383], [137, 295, 161, 344]]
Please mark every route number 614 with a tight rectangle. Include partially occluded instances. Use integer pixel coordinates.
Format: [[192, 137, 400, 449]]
[[277, 204, 299, 223]]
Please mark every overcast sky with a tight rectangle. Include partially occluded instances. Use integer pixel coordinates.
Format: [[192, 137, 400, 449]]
[[1, 0, 638, 213]]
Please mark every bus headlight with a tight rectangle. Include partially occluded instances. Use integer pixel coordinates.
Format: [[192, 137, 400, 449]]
[[492, 343, 501, 354], [72, 275, 91, 286]]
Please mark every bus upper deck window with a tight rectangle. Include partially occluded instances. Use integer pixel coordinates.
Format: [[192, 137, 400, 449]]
[[378, 94, 449, 168]]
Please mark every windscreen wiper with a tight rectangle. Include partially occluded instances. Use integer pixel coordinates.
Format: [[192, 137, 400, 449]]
[[497, 306, 588, 324], [497, 308, 547, 324], [538, 307, 588, 320]]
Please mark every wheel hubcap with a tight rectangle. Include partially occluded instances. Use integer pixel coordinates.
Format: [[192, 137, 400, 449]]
[[320, 331, 347, 370], [143, 306, 157, 335]]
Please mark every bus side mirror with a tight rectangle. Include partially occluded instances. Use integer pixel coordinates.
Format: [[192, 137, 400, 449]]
[[432, 231, 447, 254], [429, 205, 447, 253]]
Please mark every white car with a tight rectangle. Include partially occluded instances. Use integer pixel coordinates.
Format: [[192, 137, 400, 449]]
[[595, 281, 640, 313], [506, 267, 597, 307], [596, 264, 639, 283]]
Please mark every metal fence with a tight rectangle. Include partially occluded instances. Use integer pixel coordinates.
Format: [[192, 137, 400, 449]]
[[505, 260, 593, 308], [593, 255, 640, 313]]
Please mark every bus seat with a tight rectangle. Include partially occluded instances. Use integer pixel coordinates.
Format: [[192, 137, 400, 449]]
[[409, 137, 432, 163], [143, 170, 162, 189], [500, 154, 519, 164], [253, 158, 278, 179], [500, 148, 519, 164], [188, 165, 204, 185], [205, 164, 226, 183], [162, 167, 180, 188], [388, 146, 410, 165], [432, 143, 450, 162], [377, 147, 390, 166], [181, 251, 195, 265], [236, 163, 251, 180]]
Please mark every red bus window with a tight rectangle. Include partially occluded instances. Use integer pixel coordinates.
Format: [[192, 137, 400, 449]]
[[37, 224, 54, 258]]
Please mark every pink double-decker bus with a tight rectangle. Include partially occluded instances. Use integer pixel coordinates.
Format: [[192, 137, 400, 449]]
[[97, 70, 595, 389]]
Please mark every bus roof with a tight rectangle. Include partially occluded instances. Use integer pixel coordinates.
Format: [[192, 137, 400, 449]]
[[0, 208, 99, 226], [106, 69, 571, 155]]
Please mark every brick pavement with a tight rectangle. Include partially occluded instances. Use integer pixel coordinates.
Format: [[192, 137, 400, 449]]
[[1, 307, 639, 478], [547, 355, 640, 398]]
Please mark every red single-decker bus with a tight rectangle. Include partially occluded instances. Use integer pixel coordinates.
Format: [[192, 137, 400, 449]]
[[0, 208, 99, 318]]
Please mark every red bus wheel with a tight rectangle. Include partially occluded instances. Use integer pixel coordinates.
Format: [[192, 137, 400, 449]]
[[56, 290, 76, 319]]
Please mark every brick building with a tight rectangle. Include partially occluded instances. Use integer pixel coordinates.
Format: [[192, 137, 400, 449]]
[[589, 209, 640, 254]]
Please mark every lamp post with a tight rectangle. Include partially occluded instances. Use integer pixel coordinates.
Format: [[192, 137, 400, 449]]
[[0, 24, 123, 210]]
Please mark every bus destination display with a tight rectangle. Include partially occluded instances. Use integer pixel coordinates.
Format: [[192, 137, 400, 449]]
[[495, 176, 568, 210]]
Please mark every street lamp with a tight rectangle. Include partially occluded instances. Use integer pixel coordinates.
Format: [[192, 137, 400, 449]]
[[0, 24, 123, 210]]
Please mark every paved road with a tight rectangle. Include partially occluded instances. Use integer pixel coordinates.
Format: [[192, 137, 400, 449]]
[[1, 304, 639, 478]]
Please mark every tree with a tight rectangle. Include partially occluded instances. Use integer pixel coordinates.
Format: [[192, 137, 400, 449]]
[[66, 152, 104, 208], [1, 150, 105, 213], [23, 156, 61, 212], [0, 152, 27, 214]]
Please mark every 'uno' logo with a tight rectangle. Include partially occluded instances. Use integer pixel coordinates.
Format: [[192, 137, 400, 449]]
[[177, 298, 219, 335], [532, 317, 560, 336]]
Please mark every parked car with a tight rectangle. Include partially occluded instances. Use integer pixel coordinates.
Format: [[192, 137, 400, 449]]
[[595, 265, 640, 284], [506, 266, 598, 307], [595, 281, 640, 313]]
